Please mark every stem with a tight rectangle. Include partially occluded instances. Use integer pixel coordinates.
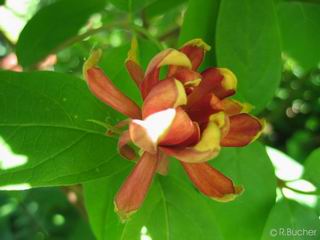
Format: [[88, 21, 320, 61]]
[[130, 24, 164, 50], [277, 178, 320, 196]]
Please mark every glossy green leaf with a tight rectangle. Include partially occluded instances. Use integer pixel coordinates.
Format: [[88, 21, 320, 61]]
[[304, 148, 320, 188], [84, 165, 223, 240], [16, 0, 106, 68], [0, 71, 130, 188], [179, 0, 220, 67], [207, 142, 277, 240], [278, 2, 320, 72], [84, 142, 275, 240], [216, 0, 282, 113], [261, 199, 320, 240]]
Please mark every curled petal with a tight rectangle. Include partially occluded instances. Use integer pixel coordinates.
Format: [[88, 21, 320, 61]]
[[141, 49, 192, 99], [114, 152, 158, 221], [159, 107, 195, 146], [187, 68, 237, 107], [86, 67, 141, 119], [176, 121, 200, 148], [221, 113, 265, 147], [142, 79, 187, 118], [181, 162, 243, 202], [161, 118, 221, 163], [221, 99, 253, 116], [129, 109, 177, 153], [169, 39, 211, 74], [118, 130, 136, 160], [186, 93, 222, 124]]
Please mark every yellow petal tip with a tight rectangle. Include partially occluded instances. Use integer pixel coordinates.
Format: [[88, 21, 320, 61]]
[[183, 38, 211, 51], [211, 185, 244, 202], [83, 49, 102, 78]]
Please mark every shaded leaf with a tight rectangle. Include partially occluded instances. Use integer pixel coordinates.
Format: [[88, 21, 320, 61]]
[[278, 2, 320, 72], [16, 0, 106, 67], [261, 199, 320, 239], [216, 0, 282, 113], [179, 0, 220, 67], [0, 71, 129, 188]]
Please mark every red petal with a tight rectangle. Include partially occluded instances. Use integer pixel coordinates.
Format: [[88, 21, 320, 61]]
[[159, 107, 195, 146], [186, 93, 223, 124], [142, 79, 187, 119], [86, 67, 141, 119], [118, 130, 136, 160], [114, 152, 158, 221], [160, 118, 221, 163], [126, 60, 144, 87], [141, 49, 192, 99], [187, 68, 237, 108], [221, 113, 264, 147], [221, 99, 253, 116], [181, 162, 243, 201]]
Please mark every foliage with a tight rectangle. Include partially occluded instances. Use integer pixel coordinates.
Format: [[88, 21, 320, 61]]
[[0, 0, 319, 239]]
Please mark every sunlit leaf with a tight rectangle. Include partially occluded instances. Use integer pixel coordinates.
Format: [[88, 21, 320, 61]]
[[0, 71, 129, 188]]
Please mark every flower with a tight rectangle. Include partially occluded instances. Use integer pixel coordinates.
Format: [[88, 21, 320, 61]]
[[83, 39, 264, 221]]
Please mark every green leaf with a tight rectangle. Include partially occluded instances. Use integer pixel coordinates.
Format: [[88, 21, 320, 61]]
[[84, 142, 275, 240], [261, 199, 320, 240], [179, 0, 220, 67], [278, 2, 320, 72], [216, 0, 282, 113], [0, 71, 130, 188], [0, 0, 5, 6], [304, 148, 320, 188], [84, 166, 223, 240], [16, 0, 106, 68], [207, 142, 277, 240], [144, 0, 186, 18]]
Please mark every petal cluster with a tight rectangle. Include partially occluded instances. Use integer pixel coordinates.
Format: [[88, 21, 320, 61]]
[[84, 39, 264, 221]]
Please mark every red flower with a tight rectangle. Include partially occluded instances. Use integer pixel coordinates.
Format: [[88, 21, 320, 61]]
[[83, 39, 264, 221]]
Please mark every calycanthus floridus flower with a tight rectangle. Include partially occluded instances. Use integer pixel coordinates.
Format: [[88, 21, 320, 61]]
[[83, 39, 265, 221]]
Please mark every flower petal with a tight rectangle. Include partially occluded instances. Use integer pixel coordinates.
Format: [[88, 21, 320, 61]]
[[142, 79, 187, 118], [221, 113, 265, 147], [114, 152, 158, 221], [159, 107, 195, 146], [141, 49, 192, 99], [181, 162, 243, 202], [187, 68, 237, 107], [179, 39, 211, 70], [221, 99, 253, 116], [186, 93, 222, 124], [160, 116, 221, 163], [125, 37, 144, 87], [118, 130, 136, 160], [129, 108, 177, 153], [86, 67, 141, 119]]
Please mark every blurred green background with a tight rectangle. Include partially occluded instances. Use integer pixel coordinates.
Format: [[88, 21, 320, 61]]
[[0, 0, 319, 239]]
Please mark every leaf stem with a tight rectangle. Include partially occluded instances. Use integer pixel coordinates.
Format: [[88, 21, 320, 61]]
[[277, 178, 320, 196]]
